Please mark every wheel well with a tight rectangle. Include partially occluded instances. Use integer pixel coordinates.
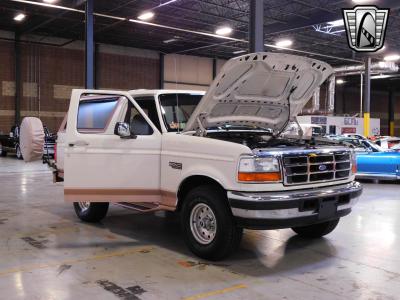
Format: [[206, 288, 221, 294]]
[[176, 175, 225, 211]]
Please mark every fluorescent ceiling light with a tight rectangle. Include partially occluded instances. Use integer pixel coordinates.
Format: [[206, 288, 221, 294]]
[[163, 38, 178, 44], [215, 26, 233, 36], [331, 29, 345, 34], [327, 19, 344, 27], [275, 39, 293, 48], [384, 54, 400, 61], [233, 50, 246, 54], [14, 13, 26, 21], [138, 11, 154, 21], [157, 0, 177, 7], [336, 79, 344, 84], [371, 74, 391, 79], [43, 0, 58, 3]]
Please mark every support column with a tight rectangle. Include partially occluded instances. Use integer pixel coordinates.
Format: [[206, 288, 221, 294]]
[[212, 57, 217, 79], [94, 43, 99, 89], [85, 0, 94, 89], [363, 57, 371, 136], [159, 53, 164, 89], [14, 32, 21, 124], [360, 73, 363, 117], [249, 0, 264, 53], [389, 89, 395, 136]]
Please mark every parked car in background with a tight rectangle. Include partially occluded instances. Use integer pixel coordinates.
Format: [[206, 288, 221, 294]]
[[391, 143, 400, 152], [371, 136, 400, 149], [284, 123, 323, 138], [0, 125, 23, 159], [0, 124, 56, 159], [43, 126, 56, 159], [329, 136, 400, 181]]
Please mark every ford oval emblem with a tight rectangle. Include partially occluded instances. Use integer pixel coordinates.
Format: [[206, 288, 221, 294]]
[[319, 164, 327, 171]]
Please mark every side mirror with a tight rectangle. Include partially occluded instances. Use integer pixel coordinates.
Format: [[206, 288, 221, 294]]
[[114, 122, 136, 139]]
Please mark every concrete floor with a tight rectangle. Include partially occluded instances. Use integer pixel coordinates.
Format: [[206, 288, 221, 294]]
[[0, 157, 400, 300]]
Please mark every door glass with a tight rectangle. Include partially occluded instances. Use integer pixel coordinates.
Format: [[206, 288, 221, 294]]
[[135, 97, 162, 132], [158, 93, 203, 132], [124, 102, 154, 136], [77, 95, 120, 132]]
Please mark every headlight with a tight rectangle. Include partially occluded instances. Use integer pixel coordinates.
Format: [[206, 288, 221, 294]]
[[238, 156, 281, 182], [350, 151, 357, 174]]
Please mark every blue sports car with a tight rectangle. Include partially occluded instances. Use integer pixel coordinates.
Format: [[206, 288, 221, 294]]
[[330, 137, 400, 180]]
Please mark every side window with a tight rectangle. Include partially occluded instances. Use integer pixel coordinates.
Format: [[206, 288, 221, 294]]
[[124, 102, 153, 136], [77, 96, 119, 132], [135, 98, 162, 132]]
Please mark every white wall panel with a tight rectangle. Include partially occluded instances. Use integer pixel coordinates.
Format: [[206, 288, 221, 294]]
[[164, 54, 212, 86]]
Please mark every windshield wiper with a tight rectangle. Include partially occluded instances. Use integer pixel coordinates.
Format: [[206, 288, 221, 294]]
[[216, 125, 272, 132]]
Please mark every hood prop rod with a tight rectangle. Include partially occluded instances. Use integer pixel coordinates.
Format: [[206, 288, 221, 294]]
[[293, 116, 304, 138], [196, 113, 207, 137]]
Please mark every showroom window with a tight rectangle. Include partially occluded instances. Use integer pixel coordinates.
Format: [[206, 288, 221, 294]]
[[77, 97, 119, 132]]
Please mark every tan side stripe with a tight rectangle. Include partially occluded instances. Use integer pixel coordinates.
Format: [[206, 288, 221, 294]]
[[65, 189, 176, 197], [64, 189, 162, 196], [64, 188, 177, 207]]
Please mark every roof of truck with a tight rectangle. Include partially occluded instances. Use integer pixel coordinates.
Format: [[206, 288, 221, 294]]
[[128, 89, 205, 97]]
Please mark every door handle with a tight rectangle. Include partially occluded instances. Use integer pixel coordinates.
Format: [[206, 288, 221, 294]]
[[69, 140, 89, 147]]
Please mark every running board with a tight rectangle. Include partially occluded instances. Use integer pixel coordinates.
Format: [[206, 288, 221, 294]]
[[115, 202, 160, 212]]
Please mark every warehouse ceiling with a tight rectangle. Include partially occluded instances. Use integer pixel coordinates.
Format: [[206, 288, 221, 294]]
[[1, 0, 400, 66]]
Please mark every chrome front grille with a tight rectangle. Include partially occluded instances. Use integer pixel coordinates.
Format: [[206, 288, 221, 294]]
[[283, 151, 351, 185]]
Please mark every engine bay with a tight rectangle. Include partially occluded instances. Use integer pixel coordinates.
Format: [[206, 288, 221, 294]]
[[206, 130, 341, 150]]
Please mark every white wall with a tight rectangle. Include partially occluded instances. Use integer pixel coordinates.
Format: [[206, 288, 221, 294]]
[[163, 54, 226, 91], [298, 115, 381, 136]]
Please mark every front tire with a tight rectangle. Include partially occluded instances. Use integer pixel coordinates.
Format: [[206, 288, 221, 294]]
[[0, 147, 7, 157], [292, 218, 340, 238], [73, 202, 109, 223], [181, 185, 243, 261]]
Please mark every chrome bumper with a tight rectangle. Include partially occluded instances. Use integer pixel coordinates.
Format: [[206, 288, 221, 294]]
[[228, 181, 362, 229]]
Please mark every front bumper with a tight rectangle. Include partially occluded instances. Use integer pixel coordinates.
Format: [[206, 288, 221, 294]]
[[228, 181, 362, 229]]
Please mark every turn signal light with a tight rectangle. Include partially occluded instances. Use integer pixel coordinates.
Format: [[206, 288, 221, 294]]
[[238, 172, 281, 182], [352, 162, 357, 174]]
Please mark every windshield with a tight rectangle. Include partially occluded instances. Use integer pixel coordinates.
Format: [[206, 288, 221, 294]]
[[339, 138, 384, 152], [392, 143, 400, 150], [159, 93, 203, 132], [363, 140, 385, 152]]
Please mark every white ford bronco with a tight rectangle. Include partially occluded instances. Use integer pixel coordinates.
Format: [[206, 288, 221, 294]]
[[27, 52, 362, 260]]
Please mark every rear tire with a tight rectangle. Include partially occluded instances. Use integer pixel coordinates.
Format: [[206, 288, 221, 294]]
[[292, 219, 340, 238], [16, 145, 23, 160], [73, 202, 109, 223], [181, 185, 243, 261]]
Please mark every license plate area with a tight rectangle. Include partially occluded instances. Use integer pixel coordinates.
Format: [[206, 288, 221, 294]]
[[318, 197, 337, 220]]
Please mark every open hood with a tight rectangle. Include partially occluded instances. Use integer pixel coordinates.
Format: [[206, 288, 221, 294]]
[[184, 52, 333, 133]]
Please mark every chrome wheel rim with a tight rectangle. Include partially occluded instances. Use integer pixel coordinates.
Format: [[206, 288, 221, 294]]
[[16, 147, 21, 158], [190, 203, 217, 245], [78, 201, 90, 212]]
